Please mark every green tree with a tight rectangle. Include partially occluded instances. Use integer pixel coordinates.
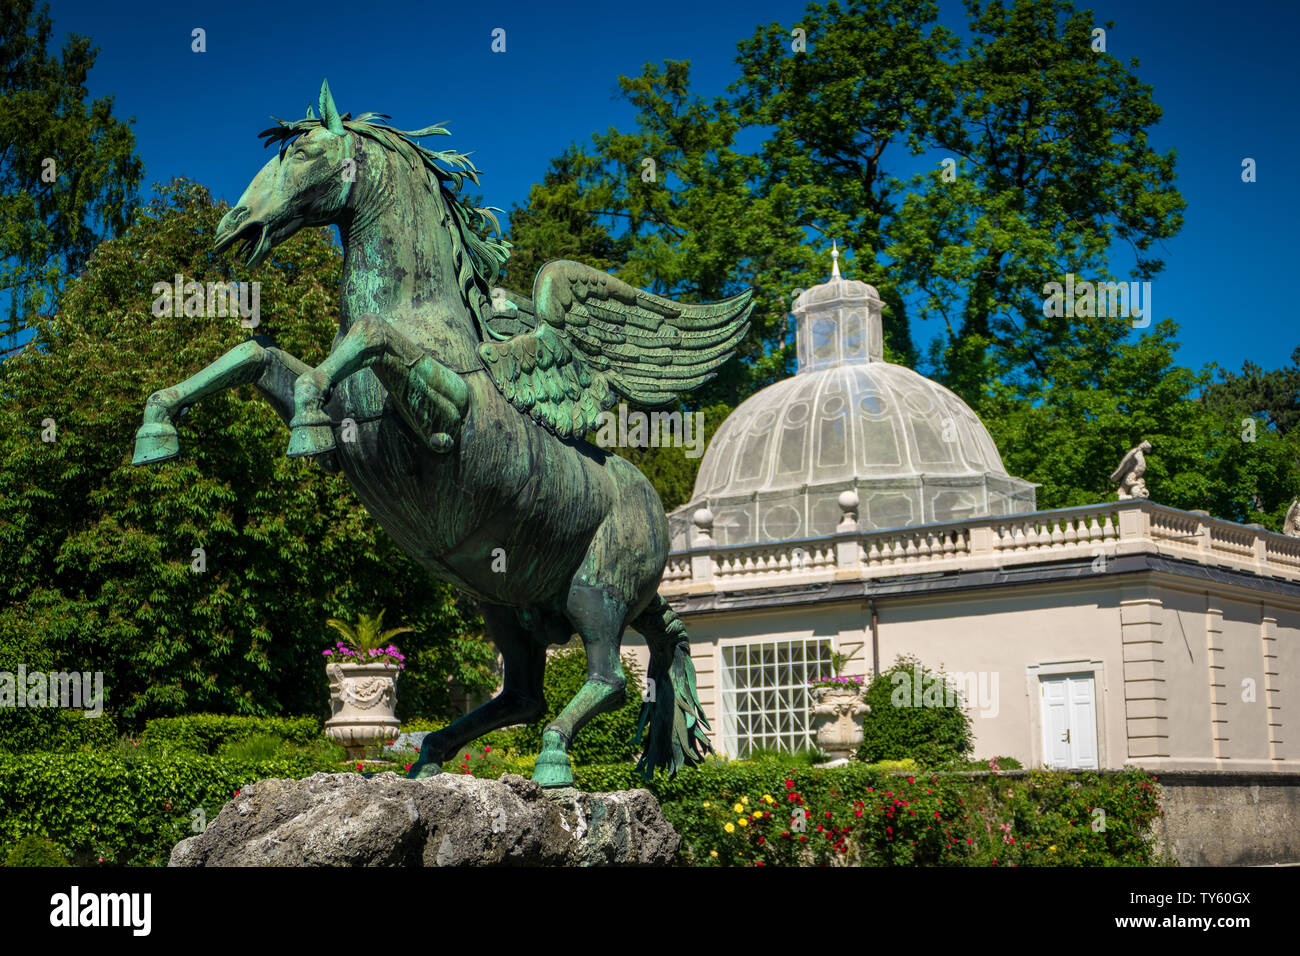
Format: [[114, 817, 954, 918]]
[[506, 60, 822, 408], [0, 0, 143, 349], [985, 320, 1300, 526], [0, 180, 496, 730], [1204, 347, 1300, 439], [887, 0, 1185, 402]]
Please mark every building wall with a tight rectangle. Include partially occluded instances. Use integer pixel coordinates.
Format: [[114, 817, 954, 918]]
[[642, 570, 1300, 773]]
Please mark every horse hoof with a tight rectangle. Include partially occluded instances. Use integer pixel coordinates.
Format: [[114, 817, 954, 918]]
[[532, 747, 574, 788], [286, 421, 336, 457], [132, 422, 180, 465], [407, 761, 443, 780]]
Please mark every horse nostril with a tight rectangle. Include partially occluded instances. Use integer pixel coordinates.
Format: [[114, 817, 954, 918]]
[[225, 207, 249, 229]]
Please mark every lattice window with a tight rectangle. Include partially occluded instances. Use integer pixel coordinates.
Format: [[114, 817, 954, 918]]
[[719, 638, 833, 757]]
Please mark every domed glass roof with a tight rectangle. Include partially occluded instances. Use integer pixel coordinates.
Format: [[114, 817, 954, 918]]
[[670, 248, 1036, 548]]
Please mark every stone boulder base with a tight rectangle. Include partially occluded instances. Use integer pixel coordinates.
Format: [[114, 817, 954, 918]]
[[169, 771, 679, 867]]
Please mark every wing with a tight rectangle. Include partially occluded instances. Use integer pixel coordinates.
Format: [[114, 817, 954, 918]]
[[478, 260, 752, 438]]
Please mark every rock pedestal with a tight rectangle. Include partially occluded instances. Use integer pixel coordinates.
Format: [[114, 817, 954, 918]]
[[169, 771, 679, 867]]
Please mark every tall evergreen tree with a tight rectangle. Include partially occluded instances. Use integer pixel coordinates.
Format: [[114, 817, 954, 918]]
[[0, 0, 143, 351]]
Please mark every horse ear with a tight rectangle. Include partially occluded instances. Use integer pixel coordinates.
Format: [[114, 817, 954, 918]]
[[319, 79, 345, 136], [305, 104, 316, 120]]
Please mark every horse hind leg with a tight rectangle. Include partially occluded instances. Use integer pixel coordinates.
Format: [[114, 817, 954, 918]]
[[532, 584, 629, 789], [407, 602, 546, 779]]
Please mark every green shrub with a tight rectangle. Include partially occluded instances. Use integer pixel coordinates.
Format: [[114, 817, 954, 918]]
[[868, 758, 919, 773], [398, 718, 448, 734], [4, 833, 69, 867], [139, 714, 322, 755], [857, 655, 973, 766], [511, 645, 645, 765]]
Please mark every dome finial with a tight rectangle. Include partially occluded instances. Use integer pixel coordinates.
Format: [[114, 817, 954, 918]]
[[831, 240, 842, 280]]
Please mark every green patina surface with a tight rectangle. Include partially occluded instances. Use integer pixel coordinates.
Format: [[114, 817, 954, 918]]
[[133, 81, 752, 787]]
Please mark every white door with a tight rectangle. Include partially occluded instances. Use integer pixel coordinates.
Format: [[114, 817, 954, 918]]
[[1039, 673, 1098, 769]]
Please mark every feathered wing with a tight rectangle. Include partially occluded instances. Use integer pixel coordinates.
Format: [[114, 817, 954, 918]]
[[478, 260, 752, 438]]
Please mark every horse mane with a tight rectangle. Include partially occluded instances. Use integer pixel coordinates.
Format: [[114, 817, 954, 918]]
[[259, 111, 513, 341]]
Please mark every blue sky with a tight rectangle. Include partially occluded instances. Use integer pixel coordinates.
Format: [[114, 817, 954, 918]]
[[45, 0, 1300, 378]]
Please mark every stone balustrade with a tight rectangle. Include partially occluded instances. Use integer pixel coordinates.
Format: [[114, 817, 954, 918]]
[[660, 499, 1300, 592]]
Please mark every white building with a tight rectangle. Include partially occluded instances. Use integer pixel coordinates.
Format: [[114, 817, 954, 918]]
[[627, 255, 1300, 775]]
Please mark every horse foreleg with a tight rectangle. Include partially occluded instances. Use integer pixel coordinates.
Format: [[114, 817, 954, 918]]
[[287, 313, 467, 458], [408, 603, 547, 779], [132, 336, 319, 466]]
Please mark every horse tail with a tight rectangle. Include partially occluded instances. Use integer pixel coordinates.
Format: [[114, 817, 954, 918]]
[[630, 595, 713, 781]]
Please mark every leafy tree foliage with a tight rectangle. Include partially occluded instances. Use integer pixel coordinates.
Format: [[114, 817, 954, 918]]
[[0, 0, 143, 347], [504, 0, 1187, 513], [1204, 347, 1300, 439], [889, 0, 1185, 400], [0, 181, 497, 730], [985, 321, 1300, 527]]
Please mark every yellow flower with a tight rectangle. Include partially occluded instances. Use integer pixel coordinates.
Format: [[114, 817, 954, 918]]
[[724, 823, 735, 833], [702, 801, 710, 808], [753, 811, 763, 819], [710, 850, 718, 858], [738, 818, 748, 827], [741, 796, 749, 806], [762, 794, 774, 804], [733, 803, 744, 813], [1049, 845, 1057, 852]]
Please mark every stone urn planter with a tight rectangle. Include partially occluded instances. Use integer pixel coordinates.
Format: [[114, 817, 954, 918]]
[[810, 680, 870, 768], [324, 660, 402, 759]]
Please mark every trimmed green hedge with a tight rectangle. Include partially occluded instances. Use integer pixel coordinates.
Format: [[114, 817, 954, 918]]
[[0, 750, 338, 866], [139, 714, 323, 755], [0, 745, 1166, 867]]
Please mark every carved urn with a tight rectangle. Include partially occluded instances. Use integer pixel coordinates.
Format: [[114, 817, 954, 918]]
[[324, 660, 401, 758], [810, 680, 870, 767]]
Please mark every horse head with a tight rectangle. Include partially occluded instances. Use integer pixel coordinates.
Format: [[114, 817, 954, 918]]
[[214, 79, 356, 267]]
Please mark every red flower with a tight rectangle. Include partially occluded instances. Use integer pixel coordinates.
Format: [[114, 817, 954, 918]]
[[784, 779, 795, 789], [356, 762, 363, 771], [907, 777, 915, 783], [755, 861, 765, 867], [405, 764, 413, 771], [485, 746, 492, 753]]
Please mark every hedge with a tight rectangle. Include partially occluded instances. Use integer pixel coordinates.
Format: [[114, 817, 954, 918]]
[[636, 761, 1166, 867], [0, 750, 338, 865], [139, 714, 323, 755], [0, 749, 1166, 867]]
